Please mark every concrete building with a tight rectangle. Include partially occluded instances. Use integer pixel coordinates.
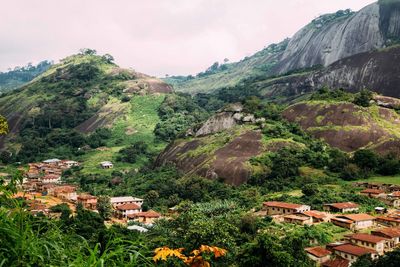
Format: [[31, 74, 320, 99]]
[[323, 202, 359, 213], [331, 214, 375, 230], [371, 227, 400, 249], [263, 201, 311, 215], [100, 161, 113, 169], [345, 233, 388, 255], [331, 244, 378, 264], [305, 246, 332, 265], [115, 203, 141, 218], [110, 196, 143, 208]]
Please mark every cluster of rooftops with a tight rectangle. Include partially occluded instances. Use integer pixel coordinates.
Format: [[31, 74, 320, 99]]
[[262, 199, 400, 266]]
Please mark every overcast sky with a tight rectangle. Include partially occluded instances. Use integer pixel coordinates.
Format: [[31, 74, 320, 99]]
[[0, 0, 375, 77]]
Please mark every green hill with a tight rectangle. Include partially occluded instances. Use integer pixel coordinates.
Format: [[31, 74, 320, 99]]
[[0, 50, 173, 172]]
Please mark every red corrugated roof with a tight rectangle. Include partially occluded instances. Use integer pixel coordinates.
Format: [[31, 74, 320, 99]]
[[361, 189, 385, 194], [372, 227, 400, 238], [340, 214, 375, 222], [116, 203, 141, 211], [322, 257, 349, 267], [303, 210, 326, 219], [347, 233, 388, 243], [128, 210, 161, 218], [305, 246, 331, 258], [263, 201, 304, 209], [326, 202, 359, 209], [333, 244, 376, 256]]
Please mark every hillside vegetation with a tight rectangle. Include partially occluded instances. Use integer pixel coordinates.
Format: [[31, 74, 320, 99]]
[[0, 61, 51, 93], [0, 49, 172, 172]]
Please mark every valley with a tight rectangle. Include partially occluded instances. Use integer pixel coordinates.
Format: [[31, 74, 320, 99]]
[[2, 0, 400, 266]]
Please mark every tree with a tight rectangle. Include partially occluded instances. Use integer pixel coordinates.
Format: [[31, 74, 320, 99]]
[[302, 183, 320, 197], [353, 89, 373, 107], [0, 115, 8, 135], [145, 190, 160, 208], [352, 254, 373, 267], [353, 149, 379, 171], [97, 196, 112, 220]]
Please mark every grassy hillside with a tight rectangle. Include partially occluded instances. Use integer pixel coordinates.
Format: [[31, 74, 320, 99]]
[[80, 94, 166, 174], [0, 50, 172, 173]]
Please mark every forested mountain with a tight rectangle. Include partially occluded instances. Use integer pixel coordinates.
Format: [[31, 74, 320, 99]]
[[0, 61, 52, 93]]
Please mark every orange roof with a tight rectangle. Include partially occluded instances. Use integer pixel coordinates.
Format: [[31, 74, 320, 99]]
[[116, 203, 141, 211], [377, 216, 400, 223], [128, 210, 161, 218], [77, 194, 97, 200], [263, 201, 305, 209], [346, 233, 388, 243], [361, 189, 385, 194], [322, 257, 349, 267], [305, 246, 331, 258], [303, 210, 326, 219], [372, 227, 400, 238], [340, 214, 375, 222], [326, 202, 359, 209], [333, 244, 376, 256], [390, 191, 400, 197], [53, 186, 76, 193]]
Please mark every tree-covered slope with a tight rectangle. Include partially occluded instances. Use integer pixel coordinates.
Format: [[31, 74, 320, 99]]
[[0, 50, 173, 170], [0, 61, 52, 93]]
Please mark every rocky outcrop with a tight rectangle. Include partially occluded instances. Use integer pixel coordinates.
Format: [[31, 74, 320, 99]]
[[273, 3, 387, 74], [193, 103, 259, 137], [282, 101, 400, 155], [259, 45, 400, 99], [195, 112, 237, 137], [156, 130, 264, 185]]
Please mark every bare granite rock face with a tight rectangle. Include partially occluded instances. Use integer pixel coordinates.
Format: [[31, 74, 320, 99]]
[[272, 2, 400, 75], [195, 112, 237, 137], [274, 3, 385, 74]]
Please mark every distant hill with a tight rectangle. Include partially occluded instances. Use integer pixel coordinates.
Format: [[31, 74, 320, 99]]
[[0, 61, 52, 93], [168, 1, 400, 96], [0, 50, 173, 171]]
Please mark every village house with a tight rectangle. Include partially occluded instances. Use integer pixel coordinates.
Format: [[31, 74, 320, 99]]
[[115, 203, 142, 218], [345, 233, 388, 255], [331, 214, 375, 230], [100, 161, 113, 169], [321, 257, 349, 267], [360, 189, 386, 198], [62, 160, 79, 168], [127, 210, 161, 224], [323, 202, 359, 213], [77, 194, 97, 210], [263, 201, 311, 215], [371, 227, 400, 249], [283, 213, 313, 225], [52, 185, 77, 201], [284, 210, 327, 225], [305, 246, 332, 265], [376, 216, 400, 227], [331, 244, 378, 264], [40, 174, 61, 184], [110, 196, 144, 208]]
